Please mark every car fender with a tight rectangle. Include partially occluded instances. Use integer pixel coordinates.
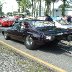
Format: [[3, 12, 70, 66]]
[[27, 31, 41, 39]]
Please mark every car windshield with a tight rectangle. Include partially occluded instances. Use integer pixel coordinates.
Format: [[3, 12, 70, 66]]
[[57, 19, 72, 25], [29, 20, 55, 28]]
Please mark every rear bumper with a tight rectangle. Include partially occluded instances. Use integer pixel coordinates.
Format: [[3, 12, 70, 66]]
[[55, 34, 69, 40], [34, 34, 70, 45]]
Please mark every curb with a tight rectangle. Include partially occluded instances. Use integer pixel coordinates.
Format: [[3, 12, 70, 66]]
[[0, 40, 66, 72]]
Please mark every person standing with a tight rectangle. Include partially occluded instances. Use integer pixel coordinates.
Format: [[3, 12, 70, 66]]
[[62, 15, 67, 21], [67, 15, 72, 23], [45, 14, 53, 21]]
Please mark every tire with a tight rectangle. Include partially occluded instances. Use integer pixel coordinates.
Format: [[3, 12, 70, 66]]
[[4, 32, 10, 40], [25, 35, 37, 50]]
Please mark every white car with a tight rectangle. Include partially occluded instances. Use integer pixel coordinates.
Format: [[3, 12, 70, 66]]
[[54, 20, 72, 29]]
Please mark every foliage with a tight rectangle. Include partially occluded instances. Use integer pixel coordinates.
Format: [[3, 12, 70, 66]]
[[16, 0, 68, 16], [0, 1, 4, 16], [51, 0, 56, 2], [45, 0, 56, 15], [59, 4, 70, 8], [7, 12, 13, 16], [62, 0, 67, 16], [13, 11, 18, 16], [25, 9, 30, 15], [44, 0, 51, 15], [19, 0, 31, 12], [31, 0, 42, 17]]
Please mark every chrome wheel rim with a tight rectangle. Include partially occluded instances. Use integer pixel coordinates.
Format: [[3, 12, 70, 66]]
[[4, 33, 7, 39], [26, 36, 33, 46]]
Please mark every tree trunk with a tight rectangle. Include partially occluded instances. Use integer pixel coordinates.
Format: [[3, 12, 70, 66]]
[[53, 2, 54, 17], [62, 0, 66, 16], [32, 0, 33, 16], [39, 0, 41, 16], [46, 4, 50, 15]]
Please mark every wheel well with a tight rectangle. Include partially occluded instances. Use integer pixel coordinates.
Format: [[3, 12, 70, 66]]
[[2, 31, 4, 35]]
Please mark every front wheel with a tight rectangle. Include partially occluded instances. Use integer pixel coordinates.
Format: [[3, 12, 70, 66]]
[[25, 35, 37, 50], [4, 32, 10, 40]]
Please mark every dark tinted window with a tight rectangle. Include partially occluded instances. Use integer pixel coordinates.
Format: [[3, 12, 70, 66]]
[[13, 23, 21, 30]]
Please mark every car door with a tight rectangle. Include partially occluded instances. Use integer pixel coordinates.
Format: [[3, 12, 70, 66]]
[[8, 23, 20, 40], [15, 22, 28, 42]]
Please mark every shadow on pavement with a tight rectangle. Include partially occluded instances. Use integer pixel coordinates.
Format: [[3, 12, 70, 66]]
[[8, 39, 72, 55], [37, 43, 72, 55]]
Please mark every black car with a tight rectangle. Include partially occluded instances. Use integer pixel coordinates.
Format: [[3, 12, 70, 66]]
[[2, 19, 72, 50]]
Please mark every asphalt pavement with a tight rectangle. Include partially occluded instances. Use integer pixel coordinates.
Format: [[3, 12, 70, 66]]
[[0, 32, 72, 72]]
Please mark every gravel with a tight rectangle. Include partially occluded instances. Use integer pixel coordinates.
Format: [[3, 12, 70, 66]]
[[0, 43, 55, 72]]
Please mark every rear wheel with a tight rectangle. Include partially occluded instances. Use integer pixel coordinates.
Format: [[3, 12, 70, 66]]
[[25, 35, 37, 50], [4, 32, 10, 40]]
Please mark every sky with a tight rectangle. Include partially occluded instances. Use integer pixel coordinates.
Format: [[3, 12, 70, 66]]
[[2, 0, 18, 14], [1, 0, 63, 14], [51, 0, 63, 10]]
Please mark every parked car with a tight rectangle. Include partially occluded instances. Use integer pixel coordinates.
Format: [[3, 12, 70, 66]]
[[54, 19, 72, 29], [0, 17, 15, 27], [0, 16, 5, 19], [2, 19, 72, 50]]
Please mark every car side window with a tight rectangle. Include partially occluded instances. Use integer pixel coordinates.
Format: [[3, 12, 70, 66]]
[[12, 23, 21, 31], [20, 22, 29, 30]]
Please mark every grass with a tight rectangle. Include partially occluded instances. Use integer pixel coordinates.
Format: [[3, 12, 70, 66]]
[[0, 43, 55, 72]]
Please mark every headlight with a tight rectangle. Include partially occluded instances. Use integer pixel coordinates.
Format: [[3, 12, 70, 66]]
[[46, 36, 52, 40]]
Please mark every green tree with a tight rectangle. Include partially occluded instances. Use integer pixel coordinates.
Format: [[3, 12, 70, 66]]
[[36, 0, 42, 17], [0, 1, 3, 16], [32, 0, 33, 16], [7, 12, 13, 16], [16, 0, 31, 13], [31, 0, 41, 17], [62, 0, 67, 16], [44, 0, 56, 15], [45, 0, 51, 15], [38, 0, 41, 16], [13, 11, 18, 16], [16, 0, 21, 12], [20, 0, 31, 12], [51, 0, 56, 16]]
